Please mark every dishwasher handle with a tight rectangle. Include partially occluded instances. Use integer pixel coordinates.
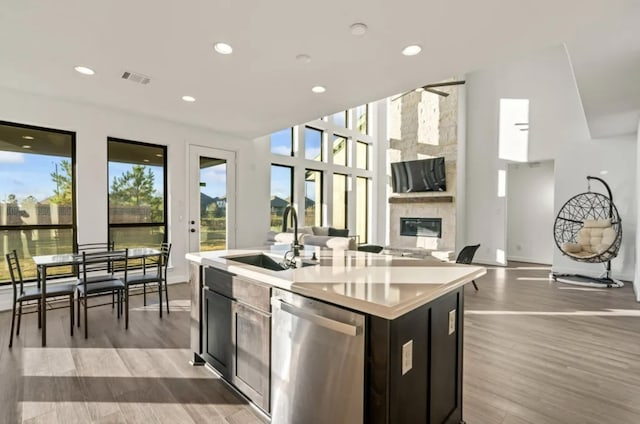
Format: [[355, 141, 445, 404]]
[[272, 298, 362, 337]]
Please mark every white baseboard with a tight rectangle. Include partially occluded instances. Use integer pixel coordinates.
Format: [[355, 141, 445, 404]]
[[472, 257, 503, 267], [507, 255, 551, 265]]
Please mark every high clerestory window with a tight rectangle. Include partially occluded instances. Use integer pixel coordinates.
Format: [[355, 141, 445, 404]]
[[267, 103, 373, 242], [0, 121, 76, 284], [305, 127, 323, 161], [107, 138, 167, 249], [355, 104, 368, 135], [270, 128, 294, 156]]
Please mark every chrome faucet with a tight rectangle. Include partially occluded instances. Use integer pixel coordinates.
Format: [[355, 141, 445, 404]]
[[282, 204, 301, 265]]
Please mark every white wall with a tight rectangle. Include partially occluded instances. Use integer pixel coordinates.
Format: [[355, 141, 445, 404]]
[[0, 85, 269, 288], [465, 45, 637, 281], [507, 160, 555, 264], [635, 120, 640, 300], [455, 84, 467, 252]]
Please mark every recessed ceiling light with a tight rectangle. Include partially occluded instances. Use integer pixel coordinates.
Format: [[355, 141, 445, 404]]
[[182, 95, 196, 102], [600, 170, 609, 175], [22, 135, 34, 140], [74, 66, 95, 75], [296, 54, 312, 64], [213, 42, 233, 55], [402, 45, 422, 56], [311, 86, 326, 94], [349, 23, 368, 36], [22, 145, 32, 149]]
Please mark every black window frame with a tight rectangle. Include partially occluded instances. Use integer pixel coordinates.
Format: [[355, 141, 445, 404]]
[[304, 126, 324, 161], [0, 120, 77, 285], [107, 137, 168, 249], [304, 168, 324, 226], [270, 164, 294, 231], [270, 127, 294, 157]]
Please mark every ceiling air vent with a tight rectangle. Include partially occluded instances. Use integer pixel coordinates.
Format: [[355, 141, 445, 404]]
[[121, 71, 151, 85]]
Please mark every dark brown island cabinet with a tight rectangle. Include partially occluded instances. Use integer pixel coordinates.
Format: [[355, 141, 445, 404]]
[[188, 259, 472, 424]]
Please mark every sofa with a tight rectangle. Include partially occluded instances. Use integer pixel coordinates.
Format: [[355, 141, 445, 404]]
[[266, 226, 357, 250]]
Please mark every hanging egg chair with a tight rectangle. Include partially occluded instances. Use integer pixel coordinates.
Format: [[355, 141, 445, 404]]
[[552, 176, 623, 288]]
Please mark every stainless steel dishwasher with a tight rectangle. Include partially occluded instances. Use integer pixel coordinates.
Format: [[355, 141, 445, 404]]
[[271, 288, 365, 424]]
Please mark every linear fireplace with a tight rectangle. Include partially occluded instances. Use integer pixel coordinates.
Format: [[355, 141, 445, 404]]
[[400, 217, 442, 238]]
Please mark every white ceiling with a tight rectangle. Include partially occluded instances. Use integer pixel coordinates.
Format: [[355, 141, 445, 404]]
[[0, 0, 638, 139]]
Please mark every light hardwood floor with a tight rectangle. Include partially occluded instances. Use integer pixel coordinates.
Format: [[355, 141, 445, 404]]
[[464, 263, 640, 424], [0, 285, 265, 424], [1, 264, 639, 423]]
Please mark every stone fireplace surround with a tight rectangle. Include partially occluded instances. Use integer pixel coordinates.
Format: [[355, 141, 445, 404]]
[[386, 79, 460, 261], [388, 194, 455, 255]]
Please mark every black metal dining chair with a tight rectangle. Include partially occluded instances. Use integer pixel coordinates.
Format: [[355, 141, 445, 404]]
[[5, 250, 75, 348], [76, 242, 119, 308], [125, 242, 172, 319], [76, 249, 128, 338], [456, 244, 481, 290]]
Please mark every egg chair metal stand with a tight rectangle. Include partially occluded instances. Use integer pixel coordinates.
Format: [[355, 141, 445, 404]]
[[552, 176, 623, 288]]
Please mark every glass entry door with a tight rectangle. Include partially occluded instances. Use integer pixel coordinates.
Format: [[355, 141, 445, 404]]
[[189, 146, 236, 252]]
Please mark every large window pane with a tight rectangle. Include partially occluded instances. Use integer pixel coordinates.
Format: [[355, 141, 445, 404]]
[[332, 173, 348, 229], [356, 141, 369, 170], [304, 170, 323, 226], [0, 228, 75, 282], [305, 127, 323, 161], [355, 104, 368, 134], [356, 177, 369, 244], [332, 111, 347, 128], [270, 128, 293, 156], [0, 121, 75, 283], [271, 165, 293, 231], [108, 138, 166, 249], [200, 158, 227, 252], [333, 135, 348, 166], [109, 226, 165, 249]]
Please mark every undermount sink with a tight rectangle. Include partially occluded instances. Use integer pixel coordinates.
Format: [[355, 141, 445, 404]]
[[226, 253, 317, 271]]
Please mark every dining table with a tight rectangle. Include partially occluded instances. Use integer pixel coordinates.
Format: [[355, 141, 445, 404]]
[[32, 247, 161, 346]]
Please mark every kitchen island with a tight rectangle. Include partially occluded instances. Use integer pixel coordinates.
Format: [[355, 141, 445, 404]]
[[186, 246, 485, 424]]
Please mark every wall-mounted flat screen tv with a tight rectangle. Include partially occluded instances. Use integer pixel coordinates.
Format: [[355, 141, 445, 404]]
[[391, 157, 446, 193]]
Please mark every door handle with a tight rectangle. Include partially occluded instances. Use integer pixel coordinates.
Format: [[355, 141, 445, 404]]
[[271, 298, 361, 336]]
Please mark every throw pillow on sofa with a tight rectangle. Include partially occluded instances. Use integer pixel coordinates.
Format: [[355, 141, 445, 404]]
[[328, 227, 349, 237], [312, 226, 329, 236]]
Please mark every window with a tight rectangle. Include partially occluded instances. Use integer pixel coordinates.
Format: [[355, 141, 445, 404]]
[[0, 121, 76, 283], [108, 138, 167, 250], [268, 102, 371, 240], [270, 165, 293, 231], [270, 128, 293, 156], [498, 98, 529, 162], [333, 135, 348, 166], [305, 127, 323, 161], [356, 141, 369, 170], [304, 170, 323, 226], [332, 173, 348, 229], [355, 104, 368, 134], [332, 111, 348, 128], [356, 177, 369, 243]]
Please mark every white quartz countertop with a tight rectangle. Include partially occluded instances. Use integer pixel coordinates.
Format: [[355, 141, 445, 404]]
[[186, 246, 486, 320]]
